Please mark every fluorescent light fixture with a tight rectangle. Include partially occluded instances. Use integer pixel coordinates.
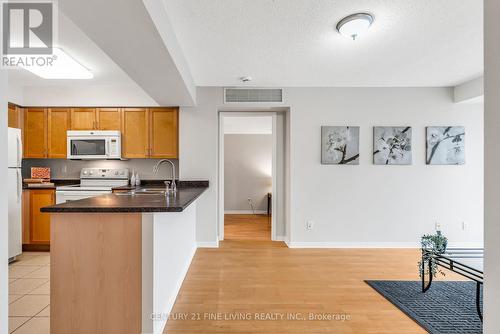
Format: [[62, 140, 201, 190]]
[[336, 13, 374, 40], [19, 48, 93, 79]]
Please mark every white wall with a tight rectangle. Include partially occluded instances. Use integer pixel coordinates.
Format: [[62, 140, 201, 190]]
[[20, 84, 157, 106], [179, 88, 220, 245], [7, 81, 23, 106], [484, 0, 500, 331], [180, 87, 484, 247], [141, 205, 197, 334], [0, 70, 9, 334], [224, 134, 272, 212]]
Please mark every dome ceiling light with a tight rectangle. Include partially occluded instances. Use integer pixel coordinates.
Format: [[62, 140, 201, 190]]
[[336, 13, 374, 40]]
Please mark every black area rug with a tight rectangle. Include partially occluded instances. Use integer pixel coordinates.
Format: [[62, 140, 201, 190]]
[[365, 280, 482, 334]]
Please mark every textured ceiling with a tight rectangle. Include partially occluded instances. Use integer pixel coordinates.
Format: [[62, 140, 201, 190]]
[[165, 0, 483, 87]]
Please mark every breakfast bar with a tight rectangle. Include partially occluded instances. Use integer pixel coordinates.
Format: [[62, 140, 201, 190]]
[[41, 183, 208, 334]]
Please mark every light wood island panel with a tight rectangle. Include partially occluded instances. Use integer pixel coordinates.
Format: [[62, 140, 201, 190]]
[[51, 213, 142, 334]]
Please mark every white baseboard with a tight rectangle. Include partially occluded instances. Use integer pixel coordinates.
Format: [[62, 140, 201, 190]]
[[274, 235, 288, 242], [447, 242, 484, 248], [286, 241, 484, 249], [224, 210, 267, 215], [197, 240, 220, 248], [286, 241, 420, 248]]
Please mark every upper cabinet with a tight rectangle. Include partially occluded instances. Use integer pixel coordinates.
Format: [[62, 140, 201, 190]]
[[8, 103, 23, 129], [24, 108, 47, 158], [19, 105, 179, 160], [122, 108, 179, 159], [97, 108, 121, 131], [122, 108, 149, 158], [70, 108, 97, 130], [47, 108, 70, 158], [150, 108, 178, 159]]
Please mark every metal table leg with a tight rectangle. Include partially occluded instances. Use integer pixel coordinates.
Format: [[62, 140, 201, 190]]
[[476, 282, 483, 322], [422, 256, 433, 293]]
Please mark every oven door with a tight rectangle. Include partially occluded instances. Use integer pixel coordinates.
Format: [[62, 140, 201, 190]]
[[67, 137, 108, 159]]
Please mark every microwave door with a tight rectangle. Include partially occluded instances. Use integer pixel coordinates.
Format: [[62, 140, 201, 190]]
[[70, 138, 107, 159]]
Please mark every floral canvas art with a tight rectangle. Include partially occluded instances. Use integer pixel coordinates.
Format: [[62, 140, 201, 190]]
[[426, 126, 465, 165], [373, 126, 412, 165], [321, 126, 360, 165]]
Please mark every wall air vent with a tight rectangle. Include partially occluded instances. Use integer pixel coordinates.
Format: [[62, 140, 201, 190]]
[[224, 88, 283, 103]]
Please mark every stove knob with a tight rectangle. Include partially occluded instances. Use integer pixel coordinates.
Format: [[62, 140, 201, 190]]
[[83, 171, 88, 175], [89, 170, 93, 175], [114, 171, 118, 175]]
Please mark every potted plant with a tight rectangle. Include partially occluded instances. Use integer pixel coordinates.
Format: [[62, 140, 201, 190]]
[[418, 230, 448, 278]]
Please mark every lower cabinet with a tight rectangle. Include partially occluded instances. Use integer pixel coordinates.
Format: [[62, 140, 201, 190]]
[[22, 189, 55, 248]]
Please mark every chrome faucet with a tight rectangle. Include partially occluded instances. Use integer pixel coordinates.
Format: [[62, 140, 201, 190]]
[[153, 159, 177, 194]]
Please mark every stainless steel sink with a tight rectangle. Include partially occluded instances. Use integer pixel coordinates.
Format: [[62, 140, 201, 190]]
[[115, 188, 167, 196], [135, 188, 166, 193]]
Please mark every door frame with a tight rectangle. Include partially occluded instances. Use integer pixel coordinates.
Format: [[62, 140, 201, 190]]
[[218, 111, 278, 241]]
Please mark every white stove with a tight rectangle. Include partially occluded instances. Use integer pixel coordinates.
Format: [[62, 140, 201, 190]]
[[56, 168, 129, 204]]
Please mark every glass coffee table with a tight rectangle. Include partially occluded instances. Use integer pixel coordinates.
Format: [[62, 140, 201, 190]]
[[421, 248, 484, 321]]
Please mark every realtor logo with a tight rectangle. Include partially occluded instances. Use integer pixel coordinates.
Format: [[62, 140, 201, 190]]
[[2, 1, 53, 55]]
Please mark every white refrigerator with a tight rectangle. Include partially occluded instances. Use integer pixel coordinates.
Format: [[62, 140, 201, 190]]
[[8, 127, 22, 260]]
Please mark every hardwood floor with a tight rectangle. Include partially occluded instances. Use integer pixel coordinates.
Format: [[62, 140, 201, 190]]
[[224, 214, 271, 241], [165, 239, 463, 333]]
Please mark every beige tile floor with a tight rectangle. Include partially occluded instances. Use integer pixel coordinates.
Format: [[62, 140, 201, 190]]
[[8, 252, 50, 334]]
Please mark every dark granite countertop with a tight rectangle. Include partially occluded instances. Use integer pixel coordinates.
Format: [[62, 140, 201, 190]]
[[111, 180, 209, 191], [40, 183, 208, 213], [23, 179, 79, 190]]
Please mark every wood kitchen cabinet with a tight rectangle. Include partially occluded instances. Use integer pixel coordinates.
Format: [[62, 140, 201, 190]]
[[24, 108, 47, 158], [18, 104, 179, 160], [122, 108, 149, 158], [70, 108, 97, 130], [149, 108, 178, 158], [8, 103, 23, 129], [97, 108, 122, 131], [48, 108, 71, 158], [22, 189, 54, 248], [22, 190, 31, 245]]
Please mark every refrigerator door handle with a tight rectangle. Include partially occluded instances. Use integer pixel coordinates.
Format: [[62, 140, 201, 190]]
[[16, 132, 22, 166], [16, 169, 21, 203]]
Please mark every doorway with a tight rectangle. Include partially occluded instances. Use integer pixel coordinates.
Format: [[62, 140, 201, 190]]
[[218, 111, 287, 243]]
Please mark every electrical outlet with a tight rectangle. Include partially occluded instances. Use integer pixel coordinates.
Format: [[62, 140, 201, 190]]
[[462, 221, 468, 231], [306, 220, 314, 230], [435, 221, 441, 231]]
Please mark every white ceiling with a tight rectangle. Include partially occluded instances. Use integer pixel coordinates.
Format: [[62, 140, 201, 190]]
[[165, 0, 484, 87], [8, 12, 141, 89], [224, 116, 273, 134]]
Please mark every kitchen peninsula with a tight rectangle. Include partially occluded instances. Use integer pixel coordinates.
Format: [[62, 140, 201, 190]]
[[41, 182, 208, 334]]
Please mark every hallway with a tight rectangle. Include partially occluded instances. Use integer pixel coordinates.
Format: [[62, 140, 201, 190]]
[[224, 214, 271, 241]]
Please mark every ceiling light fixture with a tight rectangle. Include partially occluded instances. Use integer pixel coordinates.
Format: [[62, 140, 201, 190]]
[[19, 48, 94, 79], [336, 13, 374, 40]]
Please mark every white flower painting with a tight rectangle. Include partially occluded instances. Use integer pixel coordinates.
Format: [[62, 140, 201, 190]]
[[426, 126, 465, 165], [373, 127, 412, 165], [321, 126, 360, 165]]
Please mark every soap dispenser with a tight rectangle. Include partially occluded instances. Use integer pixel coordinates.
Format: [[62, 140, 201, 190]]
[[130, 169, 136, 186], [135, 172, 141, 186]]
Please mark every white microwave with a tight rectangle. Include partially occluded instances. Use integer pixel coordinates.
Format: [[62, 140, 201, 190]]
[[67, 130, 121, 160]]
